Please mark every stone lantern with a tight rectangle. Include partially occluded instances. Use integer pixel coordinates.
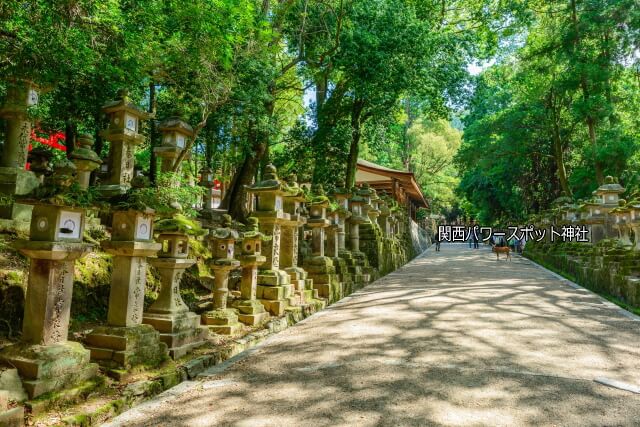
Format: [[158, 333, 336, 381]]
[[154, 116, 194, 173], [579, 198, 607, 244], [202, 214, 242, 335], [331, 183, 359, 288], [348, 188, 368, 253], [245, 164, 296, 316], [627, 202, 640, 251], [84, 208, 167, 370], [199, 166, 222, 211], [303, 184, 343, 303], [378, 195, 392, 237], [348, 187, 372, 283], [610, 201, 633, 247], [0, 79, 41, 224], [593, 176, 625, 207], [232, 217, 269, 326], [70, 134, 102, 189], [0, 166, 96, 398], [97, 89, 151, 196], [363, 185, 381, 223], [280, 175, 314, 304], [0, 79, 40, 192], [142, 220, 208, 358]]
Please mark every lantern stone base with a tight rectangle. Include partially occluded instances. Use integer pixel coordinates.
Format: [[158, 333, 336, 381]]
[[84, 324, 168, 370], [201, 308, 243, 335], [304, 256, 343, 303], [142, 311, 208, 359], [0, 406, 23, 427], [0, 342, 98, 399], [332, 257, 354, 295], [0, 167, 40, 198], [285, 267, 316, 304], [232, 300, 269, 326], [257, 270, 293, 316]]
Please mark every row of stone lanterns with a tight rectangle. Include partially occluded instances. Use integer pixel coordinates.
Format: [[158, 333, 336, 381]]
[[0, 84, 409, 401]]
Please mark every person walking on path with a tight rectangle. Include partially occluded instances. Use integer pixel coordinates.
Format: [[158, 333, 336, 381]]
[[473, 225, 480, 249]]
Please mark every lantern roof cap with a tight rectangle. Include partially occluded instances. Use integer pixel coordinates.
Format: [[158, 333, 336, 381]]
[[102, 89, 152, 118], [245, 164, 287, 194], [593, 176, 625, 195], [158, 116, 194, 137]]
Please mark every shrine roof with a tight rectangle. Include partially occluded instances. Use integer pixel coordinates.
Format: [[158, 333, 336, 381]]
[[355, 159, 428, 209]]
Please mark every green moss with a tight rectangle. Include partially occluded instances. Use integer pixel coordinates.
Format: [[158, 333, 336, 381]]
[[155, 214, 205, 236]]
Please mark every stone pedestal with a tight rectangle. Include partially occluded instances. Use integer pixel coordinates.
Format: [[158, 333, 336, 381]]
[[203, 259, 242, 334], [254, 216, 294, 316], [348, 189, 372, 286], [327, 210, 353, 295], [143, 257, 208, 359], [85, 210, 167, 370], [0, 205, 97, 398], [143, 231, 208, 359]]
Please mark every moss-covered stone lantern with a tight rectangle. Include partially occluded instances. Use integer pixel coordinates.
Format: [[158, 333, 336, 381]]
[[70, 134, 102, 189], [202, 214, 242, 335], [155, 116, 194, 173], [199, 166, 222, 210], [97, 89, 151, 196], [84, 208, 167, 370], [245, 164, 296, 316], [231, 217, 270, 325], [303, 184, 343, 303], [0, 163, 96, 398], [280, 174, 314, 304], [142, 215, 208, 358], [610, 200, 632, 247], [0, 79, 41, 225]]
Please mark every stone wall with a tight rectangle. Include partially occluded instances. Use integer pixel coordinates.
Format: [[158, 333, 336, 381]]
[[359, 219, 420, 278], [409, 219, 430, 255], [524, 240, 640, 309]]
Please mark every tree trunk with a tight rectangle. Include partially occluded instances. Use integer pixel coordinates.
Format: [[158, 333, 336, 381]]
[[64, 119, 76, 159], [570, 0, 604, 184], [548, 89, 571, 196], [220, 127, 268, 221], [148, 81, 158, 183], [345, 99, 365, 187], [222, 94, 275, 221], [401, 99, 415, 171]]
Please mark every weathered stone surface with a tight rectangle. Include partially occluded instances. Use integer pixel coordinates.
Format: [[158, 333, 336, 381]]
[[85, 324, 168, 370], [0, 368, 27, 403], [0, 342, 98, 399], [0, 406, 24, 427]]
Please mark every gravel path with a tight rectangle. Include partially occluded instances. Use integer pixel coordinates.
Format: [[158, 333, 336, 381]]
[[104, 243, 640, 427]]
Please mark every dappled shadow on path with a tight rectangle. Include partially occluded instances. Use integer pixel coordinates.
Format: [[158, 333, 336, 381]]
[[109, 243, 640, 427]]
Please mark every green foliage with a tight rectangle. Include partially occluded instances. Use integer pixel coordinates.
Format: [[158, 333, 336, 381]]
[[118, 172, 204, 217], [457, 0, 640, 224]]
